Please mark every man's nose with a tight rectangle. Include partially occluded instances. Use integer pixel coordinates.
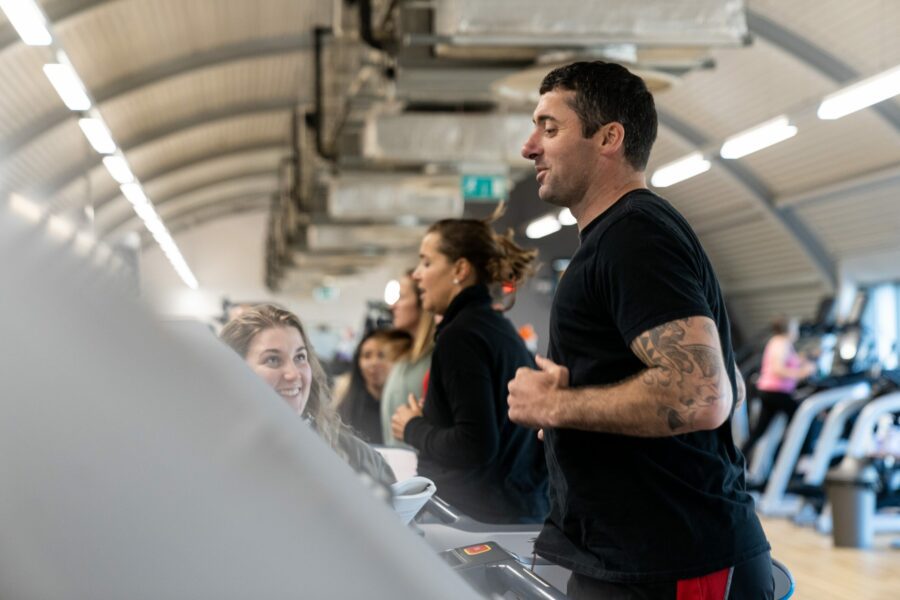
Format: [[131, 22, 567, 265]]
[[521, 130, 541, 160]]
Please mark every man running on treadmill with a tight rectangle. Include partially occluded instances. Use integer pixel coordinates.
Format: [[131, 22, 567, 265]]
[[508, 61, 773, 600]]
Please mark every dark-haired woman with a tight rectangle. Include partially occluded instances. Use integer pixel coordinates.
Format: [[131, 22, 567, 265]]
[[391, 217, 549, 524], [338, 329, 411, 444]]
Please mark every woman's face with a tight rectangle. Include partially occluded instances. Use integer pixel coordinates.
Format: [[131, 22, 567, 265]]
[[391, 276, 421, 333], [413, 232, 458, 316], [359, 337, 391, 394], [245, 326, 312, 414]]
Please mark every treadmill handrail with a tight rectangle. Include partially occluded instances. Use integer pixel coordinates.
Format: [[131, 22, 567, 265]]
[[759, 382, 871, 514], [802, 394, 872, 485], [845, 391, 900, 459], [423, 496, 462, 524]]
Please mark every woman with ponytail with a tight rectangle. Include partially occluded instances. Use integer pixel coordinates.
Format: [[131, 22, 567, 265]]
[[390, 213, 549, 524]]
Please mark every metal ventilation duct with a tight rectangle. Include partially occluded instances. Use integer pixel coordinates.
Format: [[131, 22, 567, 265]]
[[362, 113, 532, 166], [434, 0, 748, 46], [308, 224, 427, 251], [327, 173, 464, 221]]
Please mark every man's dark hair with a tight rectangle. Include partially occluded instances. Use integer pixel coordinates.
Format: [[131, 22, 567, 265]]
[[540, 61, 658, 171]]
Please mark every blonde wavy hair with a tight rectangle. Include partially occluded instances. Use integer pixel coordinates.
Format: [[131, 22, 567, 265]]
[[219, 304, 344, 455]]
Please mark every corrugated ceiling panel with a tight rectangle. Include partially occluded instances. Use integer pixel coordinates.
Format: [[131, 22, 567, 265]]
[[751, 0, 900, 76], [99, 54, 306, 143], [655, 37, 833, 141], [54, 0, 329, 90], [2, 119, 106, 202], [701, 219, 820, 287], [100, 175, 278, 237], [793, 185, 900, 258], [37, 113, 290, 214], [0, 45, 60, 140], [647, 129, 759, 232], [656, 167, 761, 229], [153, 175, 279, 221], [51, 162, 119, 214], [729, 282, 827, 338], [736, 110, 900, 196], [645, 129, 691, 170], [124, 112, 291, 180], [140, 150, 285, 203]]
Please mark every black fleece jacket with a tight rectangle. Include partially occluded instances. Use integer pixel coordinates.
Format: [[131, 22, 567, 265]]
[[404, 284, 548, 523]]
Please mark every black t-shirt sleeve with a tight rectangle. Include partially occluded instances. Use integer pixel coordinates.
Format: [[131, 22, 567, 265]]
[[599, 213, 713, 346]]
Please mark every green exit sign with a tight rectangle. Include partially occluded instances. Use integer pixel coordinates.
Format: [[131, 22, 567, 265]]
[[461, 174, 507, 202]]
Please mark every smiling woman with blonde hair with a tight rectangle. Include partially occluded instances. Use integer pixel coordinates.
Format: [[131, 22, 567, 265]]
[[220, 304, 395, 486]]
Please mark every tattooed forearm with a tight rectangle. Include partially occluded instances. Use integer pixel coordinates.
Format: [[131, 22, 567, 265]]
[[629, 318, 729, 433], [546, 316, 732, 437]]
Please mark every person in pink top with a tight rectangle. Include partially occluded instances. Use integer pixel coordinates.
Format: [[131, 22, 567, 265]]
[[742, 315, 817, 459]]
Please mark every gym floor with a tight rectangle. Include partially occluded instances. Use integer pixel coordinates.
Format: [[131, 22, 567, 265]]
[[760, 516, 898, 599]]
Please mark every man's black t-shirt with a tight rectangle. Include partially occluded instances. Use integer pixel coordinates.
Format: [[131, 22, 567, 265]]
[[535, 189, 769, 583]]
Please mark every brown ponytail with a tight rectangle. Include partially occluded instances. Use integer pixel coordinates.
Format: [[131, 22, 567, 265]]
[[427, 205, 538, 289]]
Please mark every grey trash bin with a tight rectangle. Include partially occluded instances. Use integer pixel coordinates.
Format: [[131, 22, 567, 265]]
[[825, 456, 880, 548]]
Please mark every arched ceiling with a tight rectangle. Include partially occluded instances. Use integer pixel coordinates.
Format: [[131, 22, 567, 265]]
[[1, 0, 898, 335]]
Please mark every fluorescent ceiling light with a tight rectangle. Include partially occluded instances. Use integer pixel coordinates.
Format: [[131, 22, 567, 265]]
[[818, 64, 900, 120], [43, 63, 91, 111], [0, 0, 52, 46], [558, 208, 577, 226], [134, 201, 157, 224], [526, 214, 562, 239], [720, 116, 797, 159], [650, 153, 711, 188], [47, 214, 76, 240], [120, 183, 149, 206], [78, 118, 116, 154], [102, 155, 135, 184], [384, 279, 400, 305], [8, 193, 44, 223]]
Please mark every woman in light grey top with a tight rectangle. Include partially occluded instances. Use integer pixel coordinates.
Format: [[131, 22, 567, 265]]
[[381, 272, 436, 448]]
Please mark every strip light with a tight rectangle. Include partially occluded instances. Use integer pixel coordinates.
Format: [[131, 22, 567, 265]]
[[78, 118, 117, 154], [43, 62, 91, 111], [102, 155, 135, 184], [0, 0, 51, 46], [5, 3, 198, 291], [120, 183, 149, 207], [818, 64, 900, 120], [558, 208, 577, 226], [526, 214, 562, 239], [650, 153, 711, 188], [720, 116, 797, 159]]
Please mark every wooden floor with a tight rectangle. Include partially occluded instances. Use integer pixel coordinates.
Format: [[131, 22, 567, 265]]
[[760, 516, 899, 599]]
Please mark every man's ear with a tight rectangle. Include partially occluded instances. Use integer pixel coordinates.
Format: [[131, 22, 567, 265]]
[[596, 122, 626, 156]]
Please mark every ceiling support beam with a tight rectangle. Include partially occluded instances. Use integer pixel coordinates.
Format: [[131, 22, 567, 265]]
[[746, 10, 900, 133], [35, 100, 295, 199], [90, 143, 290, 212], [0, 35, 310, 158], [102, 171, 278, 236], [142, 194, 275, 245]]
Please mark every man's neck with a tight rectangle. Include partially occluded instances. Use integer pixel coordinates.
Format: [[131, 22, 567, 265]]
[[572, 171, 647, 231]]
